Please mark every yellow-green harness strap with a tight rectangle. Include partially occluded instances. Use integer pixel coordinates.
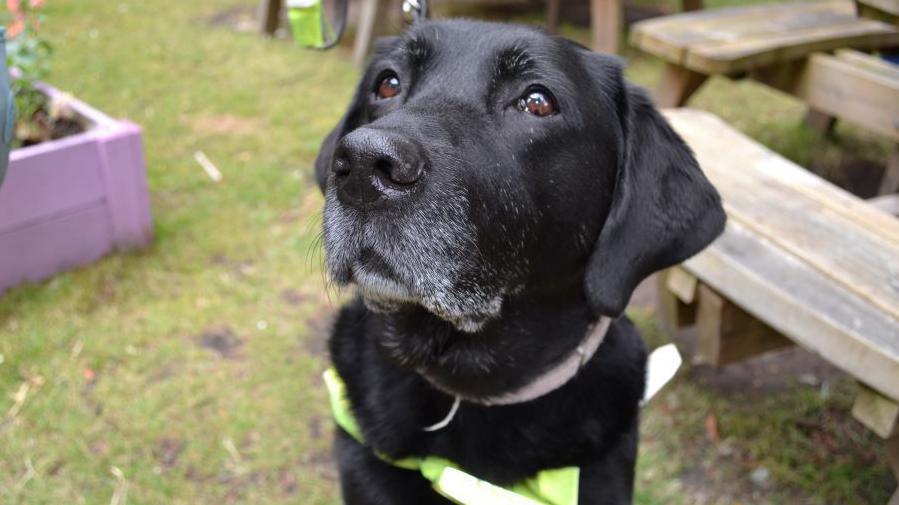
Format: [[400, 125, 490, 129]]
[[323, 368, 580, 505]]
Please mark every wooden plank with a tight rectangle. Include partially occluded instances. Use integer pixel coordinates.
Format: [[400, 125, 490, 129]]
[[853, 384, 899, 438], [1, 134, 107, 234], [869, 193, 899, 215], [0, 203, 113, 294], [592, 0, 622, 54], [792, 52, 899, 141], [704, 152, 899, 299], [664, 110, 899, 323], [633, 2, 858, 67], [667, 265, 698, 304], [96, 123, 153, 249], [632, 1, 899, 74], [687, 20, 899, 74], [836, 49, 899, 80], [695, 283, 793, 367], [680, 219, 899, 401]]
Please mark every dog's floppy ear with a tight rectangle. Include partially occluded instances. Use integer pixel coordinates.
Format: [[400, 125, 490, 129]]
[[582, 55, 726, 317]]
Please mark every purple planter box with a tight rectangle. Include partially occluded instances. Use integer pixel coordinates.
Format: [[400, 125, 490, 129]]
[[0, 84, 152, 294]]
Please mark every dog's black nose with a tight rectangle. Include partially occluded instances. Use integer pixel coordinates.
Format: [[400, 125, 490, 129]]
[[332, 128, 424, 207]]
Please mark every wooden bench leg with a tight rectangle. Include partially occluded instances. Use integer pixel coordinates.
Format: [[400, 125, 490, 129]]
[[654, 63, 707, 108], [546, 0, 561, 34], [656, 267, 697, 334], [353, 0, 381, 66], [681, 0, 704, 11], [877, 149, 899, 196], [888, 437, 899, 505], [591, 0, 622, 54], [852, 386, 899, 504], [694, 284, 793, 367], [258, 0, 283, 35], [804, 107, 836, 136]]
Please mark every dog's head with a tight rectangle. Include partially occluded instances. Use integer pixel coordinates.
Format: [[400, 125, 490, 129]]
[[316, 20, 724, 332]]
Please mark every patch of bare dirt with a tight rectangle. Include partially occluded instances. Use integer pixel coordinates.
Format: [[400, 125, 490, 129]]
[[197, 326, 245, 359], [155, 437, 186, 469], [203, 5, 258, 33], [280, 288, 308, 306], [302, 310, 335, 357], [300, 449, 338, 482]]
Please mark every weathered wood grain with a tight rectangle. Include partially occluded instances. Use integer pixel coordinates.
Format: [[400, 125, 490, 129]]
[[695, 283, 794, 367], [663, 108, 899, 402], [592, 0, 622, 54], [869, 193, 899, 215], [794, 52, 899, 141], [853, 384, 899, 438], [666, 110, 899, 321], [668, 265, 698, 304], [632, 1, 899, 74], [657, 268, 697, 333]]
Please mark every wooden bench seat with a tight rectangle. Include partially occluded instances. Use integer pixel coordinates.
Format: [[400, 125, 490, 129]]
[[631, 1, 899, 107], [659, 108, 899, 504], [750, 49, 899, 194]]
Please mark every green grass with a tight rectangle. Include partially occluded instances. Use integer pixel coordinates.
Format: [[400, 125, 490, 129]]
[[0, 0, 895, 503]]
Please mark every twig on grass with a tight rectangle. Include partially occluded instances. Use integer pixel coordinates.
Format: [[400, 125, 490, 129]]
[[194, 151, 223, 182], [222, 437, 243, 465], [109, 466, 128, 505], [13, 457, 36, 495]]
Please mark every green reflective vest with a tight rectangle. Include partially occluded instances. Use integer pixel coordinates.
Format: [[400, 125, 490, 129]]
[[323, 368, 580, 505]]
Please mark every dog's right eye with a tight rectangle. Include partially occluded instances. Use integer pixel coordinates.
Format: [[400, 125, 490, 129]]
[[376, 73, 401, 100], [518, 89, 556, 117]]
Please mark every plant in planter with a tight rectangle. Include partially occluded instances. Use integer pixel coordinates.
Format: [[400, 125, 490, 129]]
[[0, 0, 153, 294], [5, 0, 82, 147]]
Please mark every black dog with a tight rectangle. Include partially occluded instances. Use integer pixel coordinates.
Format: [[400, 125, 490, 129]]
[[314, 19, 724, 505]]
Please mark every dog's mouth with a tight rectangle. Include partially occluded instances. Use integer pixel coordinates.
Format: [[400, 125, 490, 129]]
[[350, 248, 417, 311], [322, 184, 508, 332], [340, 246, 503, 333]]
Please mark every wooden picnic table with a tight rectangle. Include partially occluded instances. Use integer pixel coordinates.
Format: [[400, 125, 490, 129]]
[[659, 108, 899, 505]]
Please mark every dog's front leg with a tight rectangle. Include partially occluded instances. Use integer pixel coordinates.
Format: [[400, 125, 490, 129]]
[[334, 430, 453, 505], [577, 424, 639, 505]]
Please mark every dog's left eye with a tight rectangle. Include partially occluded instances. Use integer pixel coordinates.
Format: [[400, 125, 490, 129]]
[[376, 74, 402, 100], [518, 90, 556, 117]]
